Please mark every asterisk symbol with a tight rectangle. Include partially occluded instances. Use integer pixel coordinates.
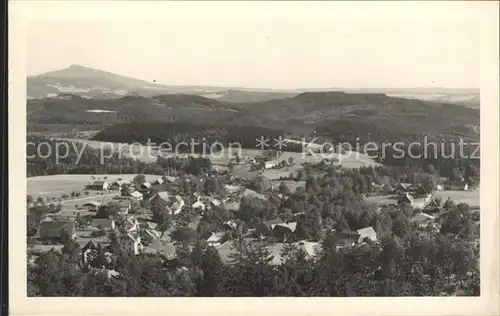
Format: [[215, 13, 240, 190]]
[[256, 136, 269, 150], [273, 136, 287, 150]]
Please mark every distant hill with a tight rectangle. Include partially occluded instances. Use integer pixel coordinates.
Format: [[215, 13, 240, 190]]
[[27, 65, 479, 107], [27, 64, 299, 102], [27, 90, 479, 144]]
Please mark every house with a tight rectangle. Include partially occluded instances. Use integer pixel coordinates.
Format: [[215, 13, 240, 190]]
[[271, 222, 297, 242], [128, 191, 143, 201], [117, 199, 131, 214], [120, 233, 143, 255], [410, 212, 437, 229], [82, 201, 101, 211], [140, 221, 158, 231], [139, 182, 152, 191], [151, 192, 184, 215], [209, 198, 222, 208], [395, 183, 413, 195], [222, 220, 238, 231], [443, 180, 469, 191], [152, 191, 169, 203], [398, 192, 415, 206], [164, 176, 177, 183], [39, 220, 75, 241], [255, 218, 286, 235], [330, 232, 360, 249], [91, 218, 116, 230], [262, 150, 280, 159], [110, 179, 128, 191], [264, 160, 280, 169], [125, 216, 140, 233], [207, 232, 226, 247], [223, 200, 240, 212], [170, 195, 185, 215], [192, 200, 206, 212], [356, 227, 378, 243], [153, 178, 164, 185], [82, 240, 99, 265], [144, 229, 161, 240], [87, 181, 110, 191]]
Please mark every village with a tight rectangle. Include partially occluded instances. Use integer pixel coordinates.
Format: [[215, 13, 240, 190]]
[[26, 147, 480, 280]]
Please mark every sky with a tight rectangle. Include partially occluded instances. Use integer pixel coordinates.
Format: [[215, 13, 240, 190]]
[[26, 15, 481, 89]]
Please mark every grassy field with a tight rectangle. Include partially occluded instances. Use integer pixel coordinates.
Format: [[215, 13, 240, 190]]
[[27, 174, 160, 199], [365, 189, 480, 210], [435, 190, 480, 209]]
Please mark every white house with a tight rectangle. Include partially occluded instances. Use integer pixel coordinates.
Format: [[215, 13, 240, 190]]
[[117, 199, 131, 214], [128, 191, 143, 201], [171, 195, 185, 215], [264, 160, 279, 169], [87, 181, 110, 191], [192, 200, 206, 212], [153, 178, 164, 185], [125, 216, 140, 233], [207, 232, 226, 247], [410, 212, 437, 229], [140, 182, 152, 191], [120, 233, 143, 255], [356, 227, 378, 243]]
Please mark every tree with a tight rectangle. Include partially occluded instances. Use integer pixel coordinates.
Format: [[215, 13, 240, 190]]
[[288, 157, 295, 166], [278, 182, 291, 195], [95, 203, 120, 219], [227, 238, 275, 296], [36, 197, 45, 204], [305, 176, 319, 192], [421, 174, 436, 194], [170, 227, 198, 246], [27, 195, 34, 205], [228, 162, 235, 174], [133, 174, 146, 185], [120, 183, 131, 196], [199, 246, 224, 296], [158, 210, 173, 238]]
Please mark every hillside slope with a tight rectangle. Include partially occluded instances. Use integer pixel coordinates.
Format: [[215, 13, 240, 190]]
[[28, 90, 479, 143]]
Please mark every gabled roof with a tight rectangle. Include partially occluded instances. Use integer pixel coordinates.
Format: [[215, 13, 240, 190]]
[[357, 227, 377, 240], [155, 191, 170, 202], [207, 232, 226, 242], [398, 183, 413, 190], [164, 176, 177, 183], [121, 232, 141, 242], [410, 212, 436, 223], [130, 191, 143, 198], [153, 178, 164, 184], [192, 200, 205, 209], [271, 222, 297, 232], [140, 182, 152, 189], [126, 216, 138, 225], [263, 218, 286, 227], [83, 201, 101, 207], [223, 220, 238, 230], [210, 198, 222, 206], [112, 179, 128, 185]]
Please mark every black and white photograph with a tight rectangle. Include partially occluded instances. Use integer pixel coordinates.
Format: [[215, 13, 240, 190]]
[[8, 1, 500, 315]]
